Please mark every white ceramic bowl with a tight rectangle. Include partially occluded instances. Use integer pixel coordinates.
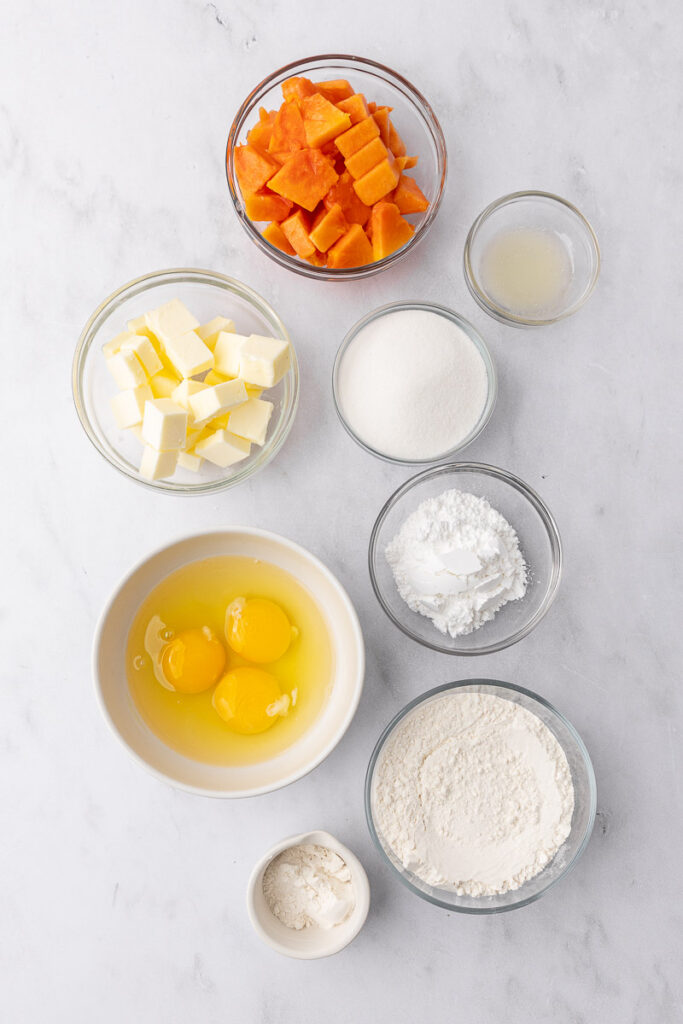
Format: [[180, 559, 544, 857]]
[[246, 830, 370, 959], [93, 530, 365, 797]]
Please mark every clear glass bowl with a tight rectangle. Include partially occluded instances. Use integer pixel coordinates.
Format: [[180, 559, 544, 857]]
[[72, 268, 299, 494], [366, 679, 596, 913], [333, 301, 497, 464], [226, 55, 447, 281], [463, 191, 600, 327], [369, 463, 562, 654]]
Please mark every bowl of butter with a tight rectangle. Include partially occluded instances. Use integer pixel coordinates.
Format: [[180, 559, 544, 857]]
[[72, 268, 299, 493]]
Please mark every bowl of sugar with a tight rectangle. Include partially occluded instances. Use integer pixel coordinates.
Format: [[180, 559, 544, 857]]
[[332, 301, 496, 464]]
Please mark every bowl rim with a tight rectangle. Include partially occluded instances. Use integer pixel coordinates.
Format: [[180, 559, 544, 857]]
[[72, 267, 299, 495], [92, 527, 365, 798], [463, 190, 601, 327], [364, 678, 597, 914], [332, 301, 498, 465], [246, 828, 371, 958], [368, 461, 562, 654], [225, 53, 447, 281]]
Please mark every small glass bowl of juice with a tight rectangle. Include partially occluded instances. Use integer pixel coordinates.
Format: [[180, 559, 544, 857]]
[[463, 191, 600, 328]]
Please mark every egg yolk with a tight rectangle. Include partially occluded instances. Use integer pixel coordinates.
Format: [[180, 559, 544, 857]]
[[225, 597, 293, 663], [160, 627, 226, 694], [212, 667, 286, 734]]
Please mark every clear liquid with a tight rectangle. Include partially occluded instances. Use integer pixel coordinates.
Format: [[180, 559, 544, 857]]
[[480, 228, 573, 318]]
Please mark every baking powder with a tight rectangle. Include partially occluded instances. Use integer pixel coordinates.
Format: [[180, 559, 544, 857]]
[[262, 843, 355, 930]]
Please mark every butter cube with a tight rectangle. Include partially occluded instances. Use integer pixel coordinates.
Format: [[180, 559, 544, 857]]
[[106, 349, 147, 389], [121, 334, 163, 377], [210, 413, 231, 430], [177, 450, 203, 472], [194, 429, 251, 468], [246, 385, 263, 399], [239, 335, 290, 388], [228, 397, 274, 446], [163, 329, 213, 379], [203, 369, 230, 387], [196, 316, 235, 351], [171, 379, 207, 411], [141, 398, 188, 451], [188, 378, 248, 425], [214, 332, 249, 378], [110, 385, 153, 429], [139, 445, 178, 481], [102, 330, 135, 358], [127, 313, 153, 335], [150, 370, 181, 398], [145, 299, 200, 348]]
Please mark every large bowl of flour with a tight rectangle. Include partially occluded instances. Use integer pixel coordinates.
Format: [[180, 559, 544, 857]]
[[365, 680, 596, 913]]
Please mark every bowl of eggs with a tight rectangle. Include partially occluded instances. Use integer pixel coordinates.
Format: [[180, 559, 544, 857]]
[[93, 529, 365, 797]]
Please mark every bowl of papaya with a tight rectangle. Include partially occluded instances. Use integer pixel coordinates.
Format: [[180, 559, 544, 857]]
[[226, 55, 447, 281]]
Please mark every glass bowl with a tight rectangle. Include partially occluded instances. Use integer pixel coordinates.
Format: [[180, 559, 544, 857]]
[[365, 679, 596, 913], [369, 463, 562, 654], [463, 191, 600, 327], [226, 54, 447, 281], [333, 301, 497, 464], [72, 268, 299, 494]]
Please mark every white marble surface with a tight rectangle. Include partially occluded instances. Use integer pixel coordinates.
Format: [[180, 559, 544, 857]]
[[2, 1, 682, 1020]]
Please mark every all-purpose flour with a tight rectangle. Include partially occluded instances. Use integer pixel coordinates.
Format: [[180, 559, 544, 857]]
[[373, 692, 575, 896], [385, 489, 527, 637]]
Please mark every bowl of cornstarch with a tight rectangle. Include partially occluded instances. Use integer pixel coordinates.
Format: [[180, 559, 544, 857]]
[[369, 462, 562, 655], [366, 680, 596, 913]]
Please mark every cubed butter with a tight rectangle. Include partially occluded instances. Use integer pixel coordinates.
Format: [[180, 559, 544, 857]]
[[139, 445, 179, 481], [196, 316, 235, 350], [144, 299, 200, 348], [150, 370, 181, 398], [246, 384, 263, 399], [141, 398, 188, 451], [227, 397, 274, 446], [171, 379, 207, 411], [188, 378, 248, 424], [194, 429, 251, 468], [106, 349, 148, 389], [110, 385, 153, 430], [177, 450, 203, 472], [163, 329, 213, 379], [203, 369, 230, 387], [214, 332, 249, 378], [239, 335, 290, 388], [102, 330, 135, 358], [120, 334, 163, 377]]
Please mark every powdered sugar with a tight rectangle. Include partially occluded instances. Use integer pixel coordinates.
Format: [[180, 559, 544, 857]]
[[262, 844, 355, 930]]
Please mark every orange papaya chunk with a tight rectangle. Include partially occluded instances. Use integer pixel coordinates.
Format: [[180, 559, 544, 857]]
[[394, 155, 419, 172], [337, 93, 370, 125], [372, 106, 392, 145], [304, 250, 326, 266], [309, 203, 348, 252], [393, 174, 429, 214], [353, 157, 400, 206], [247, 108, 277, 149], [268, 149, 339, 211], [370, 201, 415, 260], [244, 189, 293, 222], [313, 79, 354, 103], [281, 209, 316, 258], [234, 144, 280, 195], [327, 223, 374, 269], [388, 121, 407, 157], [345, 137, 389, 180], [263, 221, 295, 256], [281, 76, 317, 104], [301, 93, 351, 148], [367, 101, 377, 114], [267, 101, 306, 161], [335, 116, 380, 158], [324, 171, 371, 226]]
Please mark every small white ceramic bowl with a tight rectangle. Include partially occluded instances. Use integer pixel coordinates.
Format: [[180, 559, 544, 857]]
[[93, 530, 365, 797], [247, 830, 370, 959]]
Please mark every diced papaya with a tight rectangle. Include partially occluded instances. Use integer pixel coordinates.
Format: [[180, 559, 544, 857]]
[[369, 201, 415, 260], [268, 149, 339, 211], [263, 221, 295, 256], [314, 79, 354, 103], [335, 116, 380, 159], [281, 76, 317, 104], [392, 174, 429, 214], [304, 250, 326, 266], [309, 203, 348, 252], [372, 106, 392, 145], [301, 93, 351, 148], [367, 101, 377, 114], [353, 157, 400, 206], [388, 122, 407, 158], [395, 155, 419, 172], [233, 144, 280, 195], [244, 189, 293, 222], [327, 224, 374, 269], [324, 171, 372, 226], [345, 137, 388, 180], [247, 108, 277, 149], [267, 101, 306, 161], [281, 209, 316, 258], [337, 93, 370, 125]]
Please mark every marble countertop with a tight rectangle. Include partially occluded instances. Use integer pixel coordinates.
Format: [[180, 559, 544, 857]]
[[3, 1, 682, 1021]]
